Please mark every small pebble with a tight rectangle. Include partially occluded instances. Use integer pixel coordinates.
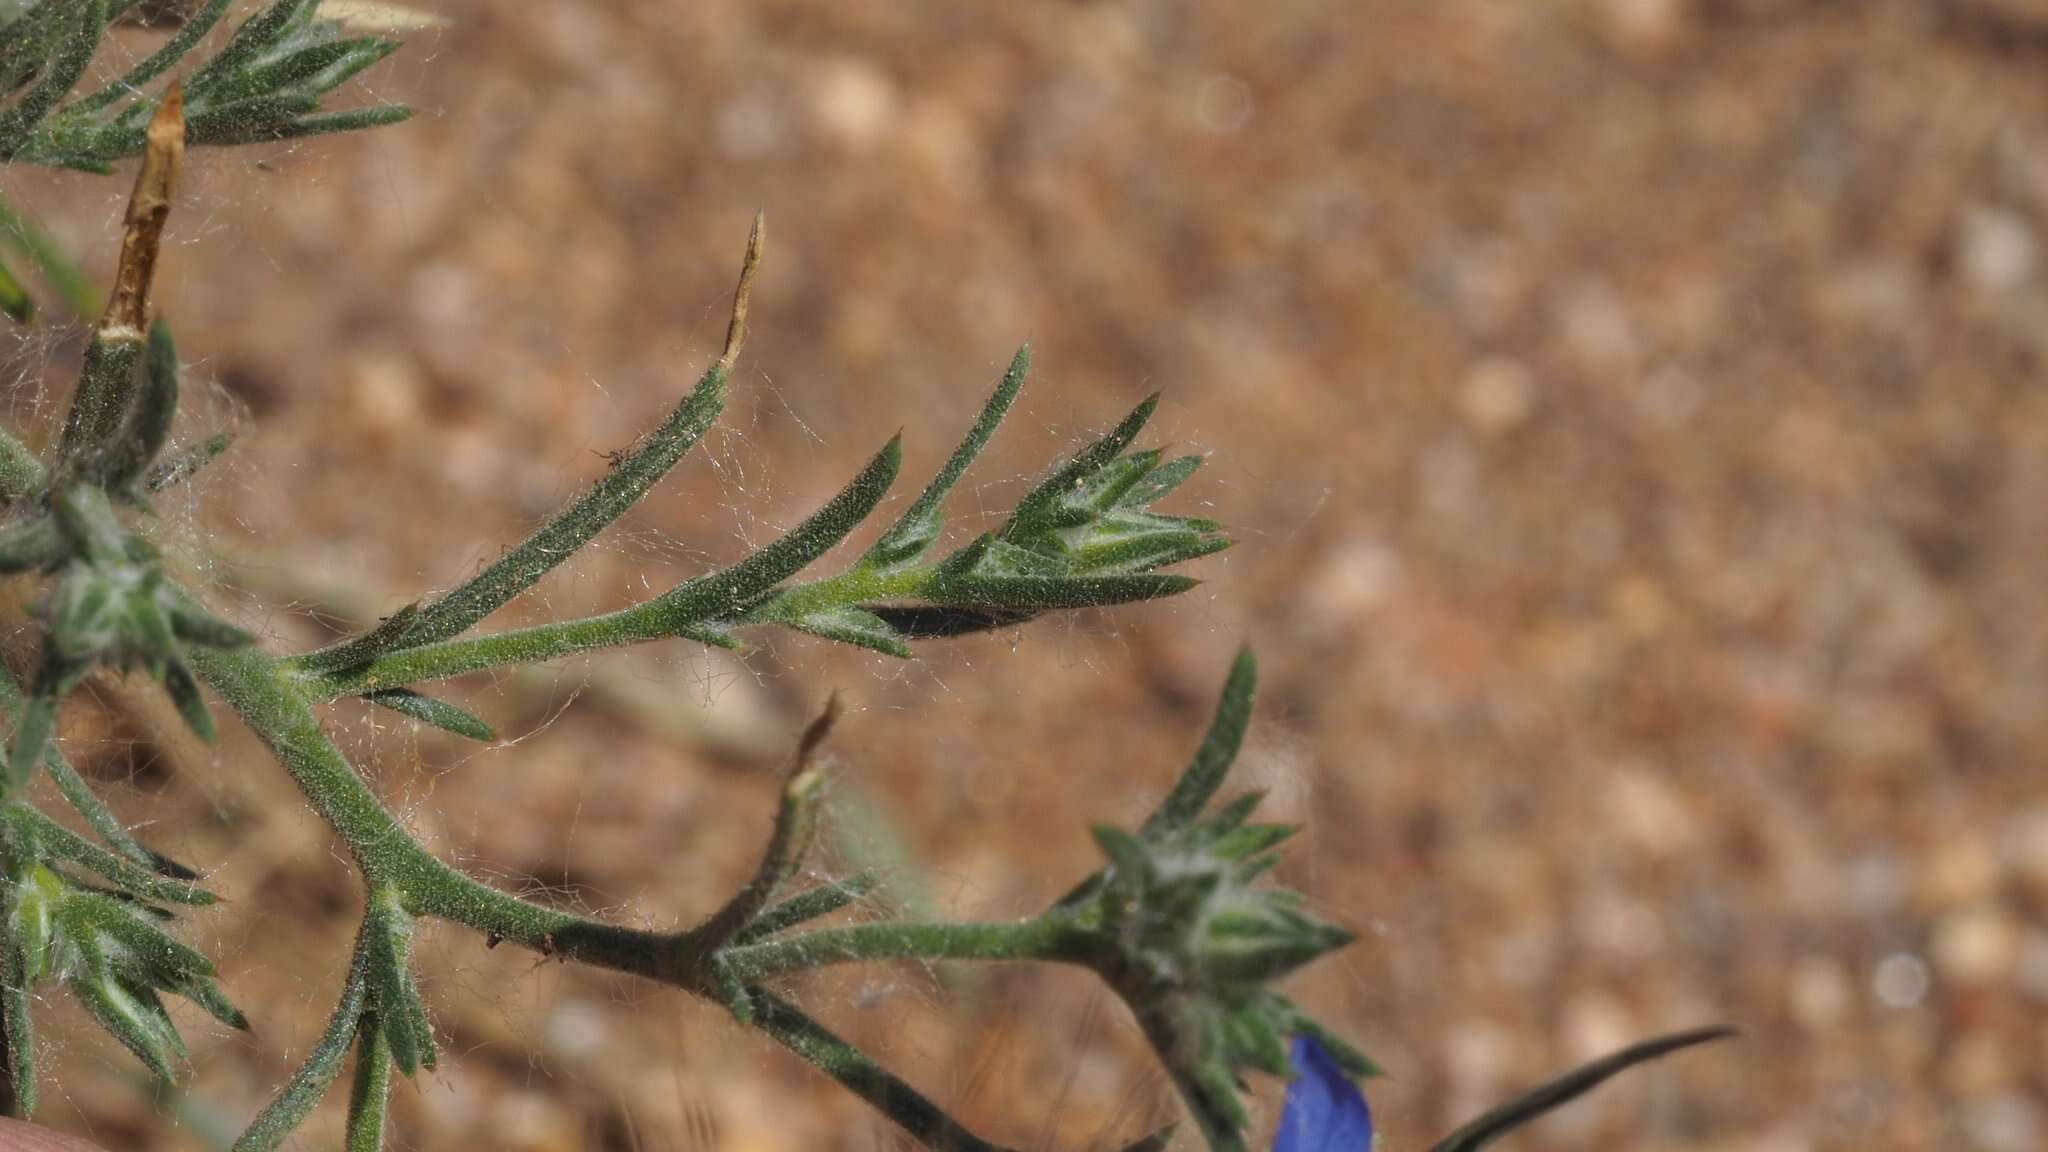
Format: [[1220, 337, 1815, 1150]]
[[1932, 905, 2018, 986], [1873, 952, 1931, 1009]]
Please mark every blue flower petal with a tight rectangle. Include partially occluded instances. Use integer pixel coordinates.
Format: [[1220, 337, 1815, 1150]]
[[1274, 1034, 1374, 1151]]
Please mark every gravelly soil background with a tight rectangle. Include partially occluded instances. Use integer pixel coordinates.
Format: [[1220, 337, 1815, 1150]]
[[6, 1, 2048, 1149]]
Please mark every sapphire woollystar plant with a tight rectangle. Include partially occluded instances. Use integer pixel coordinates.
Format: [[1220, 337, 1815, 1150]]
[[0, 5, 1731, 1149]]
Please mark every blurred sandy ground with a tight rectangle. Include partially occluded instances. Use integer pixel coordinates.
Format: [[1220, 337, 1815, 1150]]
[[5, 0, 2048, 1149]]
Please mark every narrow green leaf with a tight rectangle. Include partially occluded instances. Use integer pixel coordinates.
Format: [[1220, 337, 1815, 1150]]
[[174, 972, 248, 1032], [261, 102, 412, 142], [866, 604, 1031, 639], [1116, 454, 1203, 510], [1062, 511, 1230, 575], [240, 38, 392, 103], [4, 681, 57, 793], [146, 432, 232, 492], [1212, 823, 1295, 863], [401, 362, 730, 649], [298, 603, 419, 674], [162, 658, 216, 743], [0, 249, 32, 322], [0, 191, 97, 317], [2, 932, 34, 1116], [861, 345, 1028, 569], [0, 0, 102, 162], [362, 891, 432, 1076], [365, 688, 495, 743], [82, 892, 214, 979], [999, 392, 1159, 543], [72, 943, 175, 1078], [652, 436, 901, 625], [1204, 926, 1351, 985], [1142, 647, 1256, 838], [1067, 449, 1160, 513], [735, 874, 879, 944], [343, 1014, 393, 1152], [777, 606, 910, 658], [924, 571, 1197, 613], [1091, 825, 1152, 886], [749, 987, 1018, 1152], [1204, 790, 1264, 834], [165, 601, 255, 649], [1283, 1013, 1381, 1079], [188, 0, 321, 97], [0, 663, 175, 873], [72, 0, 234, 115], [1429, 1027, 1737, 1152], [232, 935, 369, 1152], [1224, 1007, 1289, 1079], [10, 805, 215, 906], [185, 92, 322, 147]]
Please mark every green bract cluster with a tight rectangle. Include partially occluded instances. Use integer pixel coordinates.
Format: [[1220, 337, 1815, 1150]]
[[0, 8, 1731, 1150], [751, 355, 1230, 652], [1087, 801, 1370, 1151], [0, 852, 239, 1106], [0, 806, 237, 1118], [0, 0, 409, 173]]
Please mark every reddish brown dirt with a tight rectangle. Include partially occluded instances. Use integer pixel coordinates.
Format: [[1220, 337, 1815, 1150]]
[[6, 2, 2048, 1150]]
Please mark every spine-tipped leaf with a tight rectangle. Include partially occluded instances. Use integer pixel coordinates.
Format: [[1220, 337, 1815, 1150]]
[[1118, 454, 1203, 510], [10, 805, 215, 906], [395, 363, 731, 650], [2, 931, 34, 1116], [768, 605, 910, 658], [233, 936, 370, 1152], [861, 345, 1028, 570], [1429, 1027, 1736, 1152], [1000, 393, 1159, 543], [735, 874, 880, 944], [365, 688, 495, 742], [653, 436, 901, 625], [344, 1015, 395, 1152], [1144, 647, 1256, 837], [362, 890, 434, 1076]]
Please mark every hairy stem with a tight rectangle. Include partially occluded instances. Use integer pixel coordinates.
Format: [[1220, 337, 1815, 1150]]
[[300, 564, 930, 698], [750, 988, 1017, 1152], [187, 642, 690, 973], [718, 916, 1092, 983]]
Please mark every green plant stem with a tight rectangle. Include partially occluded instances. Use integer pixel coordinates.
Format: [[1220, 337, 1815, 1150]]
[[188, 641, 694, 985], [300, 565, 928, 698], [201, 629, 1086, 991], [719, 915, 1091, 983], [749, 987, 1018, 1152], [298, 599, 742, 696]]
